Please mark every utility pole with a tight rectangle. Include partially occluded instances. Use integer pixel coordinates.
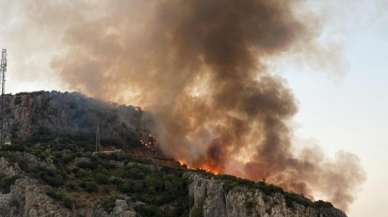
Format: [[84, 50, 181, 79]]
[[95, 122, 100, 152], [0, 49, 7, 146]]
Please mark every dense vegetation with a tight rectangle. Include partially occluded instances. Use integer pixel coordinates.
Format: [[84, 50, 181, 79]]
[[0, 143, 189, 217], [0, 141, 333, 216]]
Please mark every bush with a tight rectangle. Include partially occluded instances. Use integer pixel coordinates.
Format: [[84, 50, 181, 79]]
[[135, 205, 165, 217], [130, 180, 144, 193], [0, 175, 18, 193], [191, 207, 203, 217], [118, 182, 132, 193], [257, 182, 284, 195], [33, 167, 64, 187], [61, 152, 76, 164], [145, 174, 164, 194], [74, 168, 91, 179], [46, 190, 74, 209], [80, 181, 98, 193], [77, 160, 97, 170], [313, 200, 333, 209], [65, 182, 79, 191], [109, 176, 123, 185], [0, 145, 25, 152], [284, 192, 313, 209], [94, 172, 110, 185], [101, 196, 118, 213], [119, 165, 146, 179]]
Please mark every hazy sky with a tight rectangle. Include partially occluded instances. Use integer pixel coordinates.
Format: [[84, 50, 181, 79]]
[[279, 1, 388, 216], [1, 1, 387, 216]]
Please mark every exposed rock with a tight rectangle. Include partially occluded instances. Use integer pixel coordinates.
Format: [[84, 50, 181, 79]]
[[187, 173, 347, 217], [2, 91, 144, 146], [93, 200, 136, 217], [0, 157, 22, 177], [112, 200, 136, 217], [0, 177, 72, 217]]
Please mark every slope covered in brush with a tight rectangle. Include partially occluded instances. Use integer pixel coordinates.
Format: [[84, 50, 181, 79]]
[[0, 142, 346, 217]]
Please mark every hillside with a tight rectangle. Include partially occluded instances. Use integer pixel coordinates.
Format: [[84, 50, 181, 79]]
[[0, 91, 347, 217], [1, 91, 149, 147]]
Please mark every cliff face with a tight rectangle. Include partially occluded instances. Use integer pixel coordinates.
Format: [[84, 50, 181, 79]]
[[0, 92, 347, 217], [188, 173, 346, 217], [2, 91, 145, 146]]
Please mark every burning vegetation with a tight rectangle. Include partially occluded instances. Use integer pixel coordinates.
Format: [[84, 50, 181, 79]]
[[22, 0, 366, 211], [178, 160, 220, 176]]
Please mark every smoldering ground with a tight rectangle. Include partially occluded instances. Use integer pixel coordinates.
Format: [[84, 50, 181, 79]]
[[22, 0, 364, 211]]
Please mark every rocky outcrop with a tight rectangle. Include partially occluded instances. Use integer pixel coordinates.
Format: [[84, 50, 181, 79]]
[[0, 156, 69, 217], [187, 173, 347, 217], [92, 200, 137, 217], [2, 91, 145, 146]]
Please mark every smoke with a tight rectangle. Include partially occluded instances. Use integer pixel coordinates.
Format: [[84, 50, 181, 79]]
[[28, 0, 365, 211]]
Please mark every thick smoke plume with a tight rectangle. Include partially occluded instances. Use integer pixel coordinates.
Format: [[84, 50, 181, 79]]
[[29, 0, 364, 210]]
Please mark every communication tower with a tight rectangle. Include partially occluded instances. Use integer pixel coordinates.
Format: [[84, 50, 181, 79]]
[[0, 49, 7, 146]]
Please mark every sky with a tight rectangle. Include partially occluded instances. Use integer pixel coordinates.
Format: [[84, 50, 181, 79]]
[[279, 1, 388, 216], [0, 1, 387, 216]]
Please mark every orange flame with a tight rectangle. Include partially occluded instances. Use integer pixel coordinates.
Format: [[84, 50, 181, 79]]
[[197, 163, 221, 175], [178, 160, 221, 175]]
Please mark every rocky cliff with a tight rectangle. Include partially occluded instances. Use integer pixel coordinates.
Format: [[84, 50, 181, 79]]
[[1, 91, 147, 146], [188, 173, 346, 217], [0, 92, 347, 217]]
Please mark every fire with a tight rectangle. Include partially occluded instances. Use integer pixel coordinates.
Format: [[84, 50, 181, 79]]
[[197, 163, 221, 175], [178, 160, 221, 175], [139, 132, 157, 149]]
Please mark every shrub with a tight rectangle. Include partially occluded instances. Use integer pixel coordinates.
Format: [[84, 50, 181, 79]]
[[0, 145, 25, 152], [158, 174, 187, 204], [135, 204, 165, 217], [94, 172, 110, 185], [77, 160, 97, 170], [145, 174, 164, 194], [119, 165, 146, 179], [61, 152, 76, 164], [191, 207, 203, 217], [313, 200, 333, 209], [74, 168, 91, 179], [257, 182, 284, 195], [80, 181, 98, 193], [65, 182, 79, 191], [101, 196, 118, 213], [46, 190, 74, 209], [33, 167, 64, 187], [0, 175, 18, 193], [118, 182, 132, 193], [131, 180, 144, 193], [284, 192, 313, 209], [109, 176, 123, 185], [63, 198, 74, 209]]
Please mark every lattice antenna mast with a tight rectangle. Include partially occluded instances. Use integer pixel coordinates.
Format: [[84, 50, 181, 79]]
[[0, 49, 7, 146]]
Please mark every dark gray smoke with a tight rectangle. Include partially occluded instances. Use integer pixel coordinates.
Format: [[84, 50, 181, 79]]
[[25, 0, 365, 211]]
